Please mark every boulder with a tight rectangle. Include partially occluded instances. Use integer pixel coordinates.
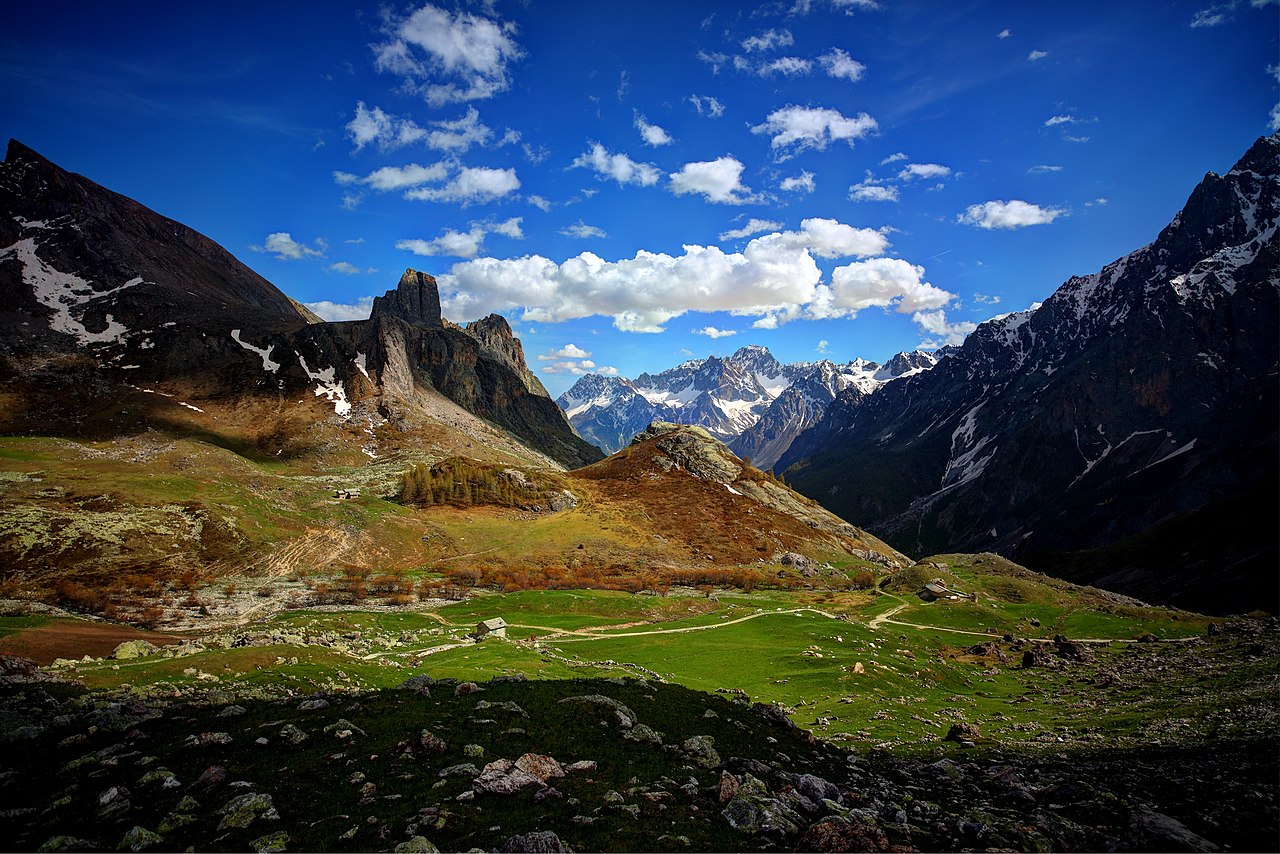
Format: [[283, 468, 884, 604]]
[[1127, 807, 1220, 852], [216, 792, 279, 831], [249, 831, 290, 853], [394, 838, 441, 853], [797, 817, 891, 853], [113, 641, 160, 661], [419, 730, 447, 752], [514, 753, 565, 784], [473, 759, 542, 796], [278, 724, 307, 747], [558, 695, 638, 728], [117, 826, 162, 852], [943, 722, 980, 742], [681, 735, 721, 768], [499, 831, 574, 853]]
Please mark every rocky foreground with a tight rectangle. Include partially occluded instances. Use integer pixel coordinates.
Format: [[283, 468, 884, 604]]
[[1, 620, 1277, 853]]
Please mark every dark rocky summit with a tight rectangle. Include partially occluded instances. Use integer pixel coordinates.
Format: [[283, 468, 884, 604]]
[[780, 134, 1280, 613], [370, 269, 443, 329]]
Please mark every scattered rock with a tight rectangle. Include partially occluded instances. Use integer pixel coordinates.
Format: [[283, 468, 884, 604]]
[[558, 694, 638, 728], [681, 735, 721, 768], [249, 831, 290, 853], [419, 730, 447, 752], [1127, 807, 1221, 852], [514, 753, 564, 785], [499, 830, 574, 853], [37, 836, 97, 853], [116, 826, 162, 852], [438, 763, 480, 779], [622, 723, 664, 745], [797, 816, 891, 853], [113, 641, 160, 661], [454, 682, 481, 696], [297, 697, 329, 711], [394, 837, 440, 853], [278, 724, 308, 747], [217, 793, 279, 831], [473, 759, 542, 796], [944, 722, 980, 742]]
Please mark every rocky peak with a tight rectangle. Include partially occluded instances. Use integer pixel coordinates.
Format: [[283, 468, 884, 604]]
[[370, 269, 443, 328], [463, 313, 550, 396]]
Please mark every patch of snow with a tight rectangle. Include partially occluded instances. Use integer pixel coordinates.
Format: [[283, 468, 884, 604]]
[[179, 402, 205, 413], [354, 352, 371, 380], [231, 329, 282, 373], [725, 483, 742, 496], [0, 237, 140, 346], [298, 354, 352, 417]]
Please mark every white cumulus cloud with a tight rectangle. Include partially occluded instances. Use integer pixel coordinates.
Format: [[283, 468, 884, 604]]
[[668, 156, 758, 204], [958, 200, 1065, 229], [538, 344, 591, 360], [373, 4, 523, 106], [253, 232, 326, 261], [635, 114, 673, 146], [849, 178, 898, 202], [404, 166, 521, 205], [434, 218, 904, 332], [818, 48, 866, 81], [751, 105, 877, 159], [913, 309, 978, 347], [572, 142, 662, 186], [304, 297, 375, 321], [694, 326, 737, 339]]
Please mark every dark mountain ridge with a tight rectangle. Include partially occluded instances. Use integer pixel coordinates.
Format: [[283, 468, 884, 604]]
[[0, 140, 600, 469], [780, 134, 1280, 614]]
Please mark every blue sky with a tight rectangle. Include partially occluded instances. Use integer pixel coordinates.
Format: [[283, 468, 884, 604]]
[[2, 1, 1277, 396]]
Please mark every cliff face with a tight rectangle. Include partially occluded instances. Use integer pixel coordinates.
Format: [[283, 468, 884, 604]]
[[0, 141, 601, 470]]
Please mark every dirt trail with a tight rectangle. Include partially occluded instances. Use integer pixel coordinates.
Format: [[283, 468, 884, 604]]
[[258, 528, 354, 578], [550, 607, 840, 642]]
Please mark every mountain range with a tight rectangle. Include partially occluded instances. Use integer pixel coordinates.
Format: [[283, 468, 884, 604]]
[[557, 345, 946, 469], [779, 133, 1279, 614]]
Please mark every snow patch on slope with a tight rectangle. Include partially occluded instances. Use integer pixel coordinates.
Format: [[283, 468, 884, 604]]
[[0, 237, 140, 345]]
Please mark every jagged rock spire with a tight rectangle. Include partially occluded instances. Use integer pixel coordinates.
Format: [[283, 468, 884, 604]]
[[370, 269, 443, 328]]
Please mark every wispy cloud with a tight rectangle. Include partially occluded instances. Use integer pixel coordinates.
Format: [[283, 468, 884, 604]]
[[396, 217, 523, 259], [560, 221, 608, 239]]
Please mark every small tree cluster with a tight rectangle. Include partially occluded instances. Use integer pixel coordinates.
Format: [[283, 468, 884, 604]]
[[397, 458, 560, 510]]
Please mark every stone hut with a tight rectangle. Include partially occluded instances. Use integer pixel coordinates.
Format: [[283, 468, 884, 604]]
[[473, 617, 507, 640]]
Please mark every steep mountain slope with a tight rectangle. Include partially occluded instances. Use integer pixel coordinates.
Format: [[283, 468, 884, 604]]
[[0, 139, 599, 471], [780, 134, 1280, 613], [558, 345, 943, 467]]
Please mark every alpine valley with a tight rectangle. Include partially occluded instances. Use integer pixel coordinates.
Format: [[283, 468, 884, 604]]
[[0, 135, 1276, 854]]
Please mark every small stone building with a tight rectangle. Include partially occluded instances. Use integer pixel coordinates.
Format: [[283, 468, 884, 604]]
[[473, 617, 507, 639]]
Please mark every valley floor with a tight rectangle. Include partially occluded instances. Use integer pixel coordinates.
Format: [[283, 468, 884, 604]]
[[1, 571, 1277, 852]]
